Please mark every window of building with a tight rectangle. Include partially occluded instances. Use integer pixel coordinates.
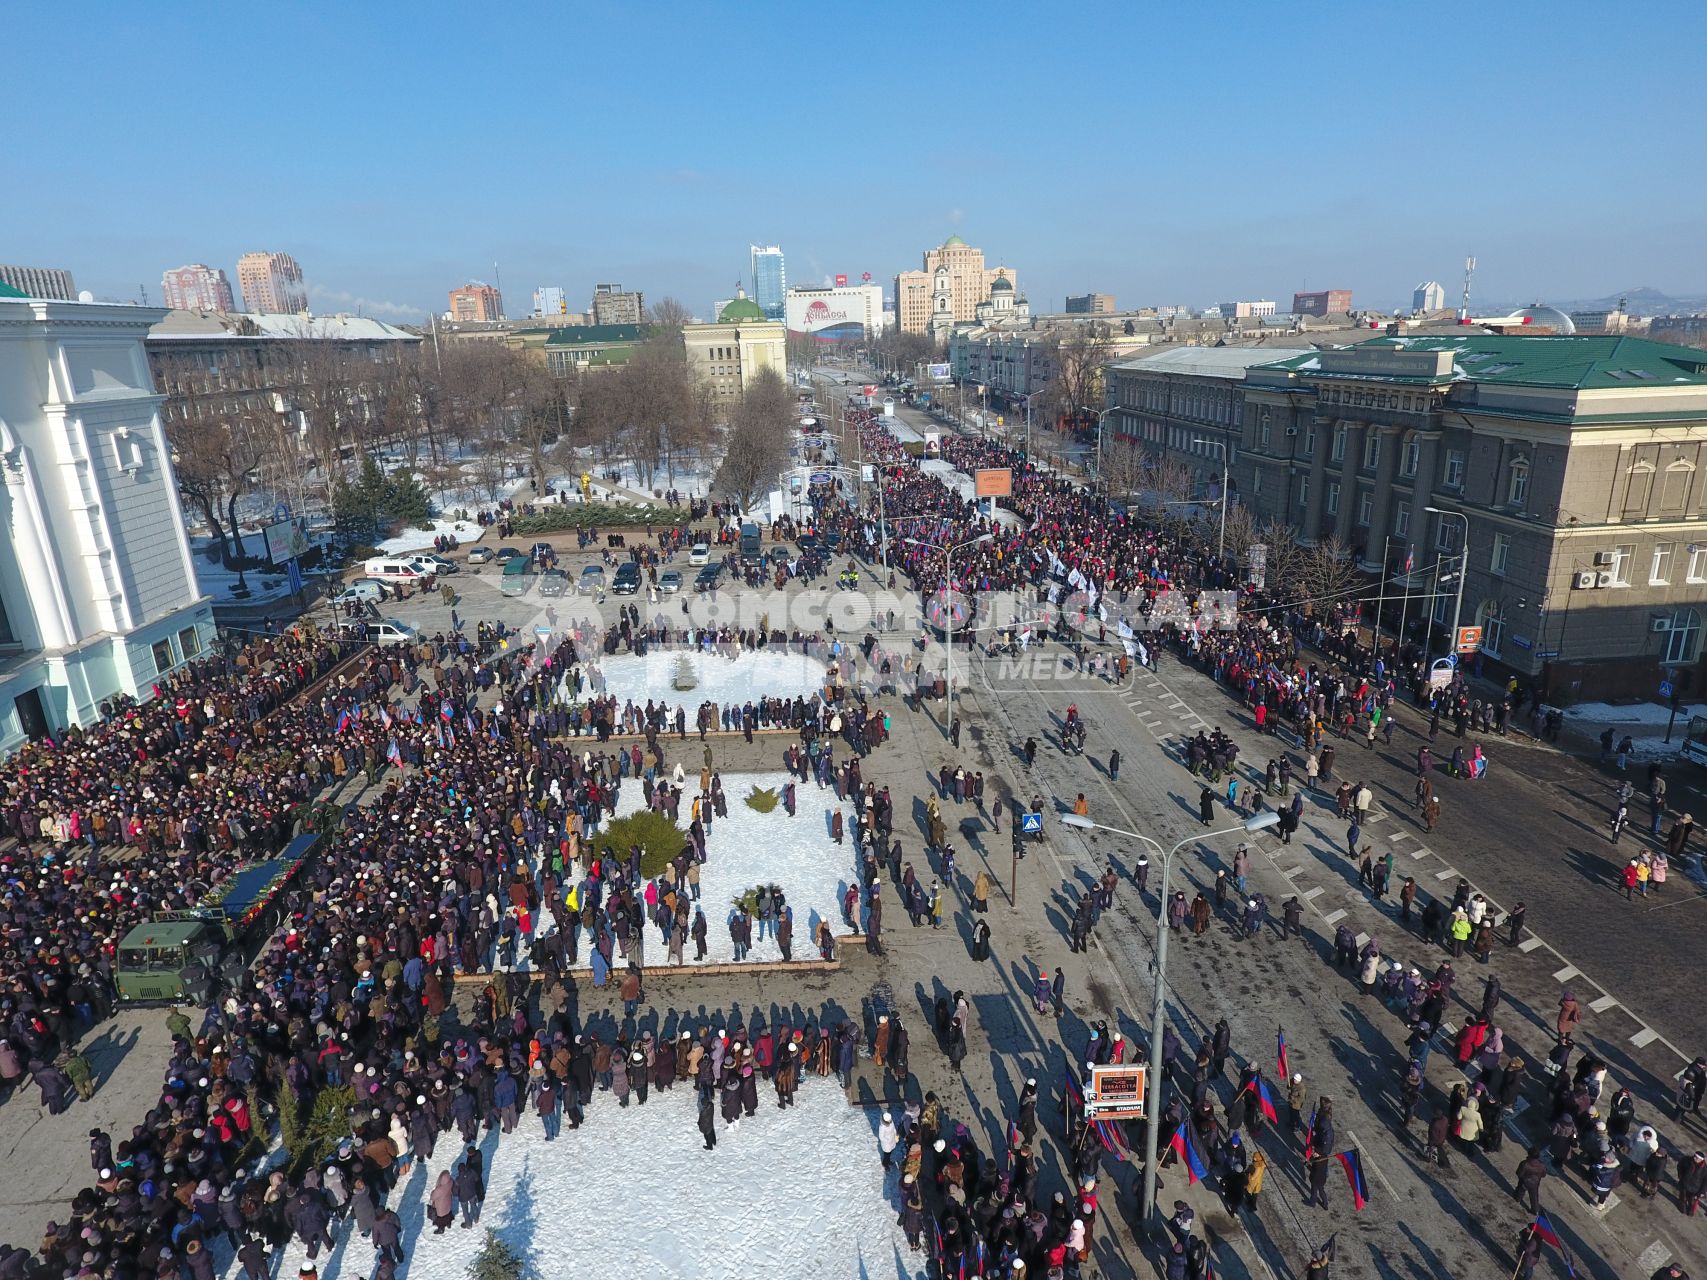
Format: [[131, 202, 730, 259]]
[[178, 627, 202, 660], [1394, 501, 1411, 537], [1443, 450, 1466, 488], [1480, 606, 1505, 657], [1651, 542, 1675, 585], [1610, 542, 1635, 586], [1435, 518, 1462, 554], [1507, 462, 1529, 507], [1304, 425, 1317, 455], [1357, 492, 1373, 526], [1688, 545, 1707, 583], [1626, 461, 1654, 512], [1326, 482, 1339, 515], [1666, 609, 1703, 665], [1259, 411, 1271, 448], [150, 638, 175, 675], [1331, 425, 1346, 461], [1363, 432, 1381, 470], [1662, 462, 1693, 510], [1401, 436, 1420, 478], [1490, 532, 1510, 575], [1298, 476, 1309, 507]]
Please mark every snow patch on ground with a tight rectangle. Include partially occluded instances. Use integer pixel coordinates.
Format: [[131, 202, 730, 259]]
[[1564, 700, 1694, 727], [589, 650, 827, 711], [575, 769, 855, 963], [377, 519, 485, 555], [1562, 700, 1696, 762], [216, 1079, 922, 1280]]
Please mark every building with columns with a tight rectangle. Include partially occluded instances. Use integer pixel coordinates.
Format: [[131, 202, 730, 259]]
[[1171, 333, 1707, 698], [0, 286, 215, 751]]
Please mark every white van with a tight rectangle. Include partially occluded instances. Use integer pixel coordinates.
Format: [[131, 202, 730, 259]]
[[363, 557, 429, 583]]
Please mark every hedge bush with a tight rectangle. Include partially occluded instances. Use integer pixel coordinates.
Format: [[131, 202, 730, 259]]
[[597, 808, 687, 879], [509, 504, 691, 533]]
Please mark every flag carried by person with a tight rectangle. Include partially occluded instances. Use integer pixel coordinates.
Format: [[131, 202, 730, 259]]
[[1248, 1075, 1280, 1125], [1277, 1027, 1289, 1083], [1311, 1233, 1338, 1265], [1304, 1104, 1318, 1160], [386, 738, 402, 767], [1531, 1213, 1561, 1247], [1336, 1149, 1369, 1210], [1170, 1123, 1209, 1184]]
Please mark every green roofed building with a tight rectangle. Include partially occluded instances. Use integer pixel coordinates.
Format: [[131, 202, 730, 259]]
[[537, 323, 654, 377], [1113, 330, 1707, 696]]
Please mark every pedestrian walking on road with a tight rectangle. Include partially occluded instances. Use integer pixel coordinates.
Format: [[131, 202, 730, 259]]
[[1514, 1147, 1547, 1213], [1108, 748, 1120, 781], [1050, 967, 1065, 1019], [1199, 787, 1216, 826]]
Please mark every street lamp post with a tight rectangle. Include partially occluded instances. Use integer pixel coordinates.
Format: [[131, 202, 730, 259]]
[[1191, 437, 1230, 563], [1425, 507, 1470, 664], [903, 532, 992, 717], [1061, 808, 1280, 1238]]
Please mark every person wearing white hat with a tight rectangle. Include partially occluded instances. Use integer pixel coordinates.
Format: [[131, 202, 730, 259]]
[[878, 1111, 900, 1169]]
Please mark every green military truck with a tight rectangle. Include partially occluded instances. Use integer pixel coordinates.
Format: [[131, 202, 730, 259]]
[[114, 831, 320, 1005]]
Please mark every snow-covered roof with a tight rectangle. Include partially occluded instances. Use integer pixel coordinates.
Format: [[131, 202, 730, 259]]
[[1111, 346, 1313, 378], [148, 310, 419, 343]]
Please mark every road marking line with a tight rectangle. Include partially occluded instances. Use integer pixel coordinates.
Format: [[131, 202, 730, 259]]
[[1355, 932, 1370, 948], [1408, 844, 1432, 858], [1552, 964, 1580, 983], [1589, 994, 1620, 1014], [1283, 865, 1307, 878], [1631, 1027, 1661, 1048], [1388, 831, 1412, 842], [1321, 908, 1347, 924], [1592, 1192, 1620, 1215], [1441, 1022, 1457, 1037], [1302, 887, 1325, 901], [1364, 811, 1386, 823], [1518, 936, 1546, 953], [1433, 867, 1459, 881]]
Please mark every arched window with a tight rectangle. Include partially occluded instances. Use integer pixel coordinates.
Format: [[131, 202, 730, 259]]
[[1477, 601, 1505, 657], [1626, 459, 1656, 512], [1662, 459, 1695, 511], [1665, 608, 1701, 666]]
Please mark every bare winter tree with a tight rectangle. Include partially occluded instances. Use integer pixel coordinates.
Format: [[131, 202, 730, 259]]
[[1298, 534, 1364, 615], [1033, 328, 1109, 431], [164, 407, 270, 567], [646, 296, 693, 331], [1254, 519, 1308, 595], [716, 368, 793, 513]]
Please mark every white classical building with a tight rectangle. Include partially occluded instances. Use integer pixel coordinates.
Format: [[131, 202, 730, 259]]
[[0, 286, 214, 751]]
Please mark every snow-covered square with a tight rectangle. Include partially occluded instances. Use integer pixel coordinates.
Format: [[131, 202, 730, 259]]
[[575, 769, 857, 965], [224, 1080, 924, 1280], [591, 650, 828, 712]]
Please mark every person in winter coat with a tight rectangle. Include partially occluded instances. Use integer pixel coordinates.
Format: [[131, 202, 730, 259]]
[[455, 1145, 485, 1226], [972, 871, 990, 912], [946, 1017, 967, 1073], [878, 1112, 901, 1169], [371, 1206, 404, 1262], [429, 1171, 456, 1232], [1556, 992, 1583, 1043], [970, 918, 991, 961]]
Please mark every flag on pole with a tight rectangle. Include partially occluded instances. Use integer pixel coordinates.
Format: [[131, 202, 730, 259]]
[[1531, 1213, 1561, 1247], [1251, 1076, 1280, 1125], [1304, 1105, 1318, 1160], [1312, 1234, 1338, 1264], [335, 708, 351, 734], [1277, 1027, 1289, 1083], [386, 738, 402, 767], [380, 705, 393, 729], [1404, 544, 1415, 575], [1170, 1124, 1208, 1184], [1336, 1149, 1369, 1210]]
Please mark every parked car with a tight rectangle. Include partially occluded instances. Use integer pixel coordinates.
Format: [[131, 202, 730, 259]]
[[797, 535, 819, 555], [688, 543, 711, 565], [659, 570, 683, 594], [530, 541, 556, 563], [466, 546, 495, 564], [768, 547, 791, 565], [612, 563, 641, 595], [331, 581, 385, 605], [341, 618, 418, 645], [539, 568, 570, 597], [579, 565, 607, 593], [494, 547, 524, 563], [694, 564, 723, 591], [362, 557, 429, 584], [409, 553, 457, 575]]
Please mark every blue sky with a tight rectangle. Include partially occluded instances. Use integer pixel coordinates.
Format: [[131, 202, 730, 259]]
[[7, 2, 1704, 320]]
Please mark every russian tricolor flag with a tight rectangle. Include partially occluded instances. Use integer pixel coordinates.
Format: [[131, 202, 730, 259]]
[[1532, 1213, 1561, 1247], [1277, 1027, 1289, 1082]]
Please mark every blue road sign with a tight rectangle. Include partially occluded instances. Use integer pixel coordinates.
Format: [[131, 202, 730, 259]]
[[1660, 680, 1675, 699], [1020, 812, 1044, 834]]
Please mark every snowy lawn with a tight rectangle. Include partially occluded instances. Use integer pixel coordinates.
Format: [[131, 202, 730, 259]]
[[1562, 700, 1697, 763], [1564, 700, 1694, 726], [571, 769, 856, 964], [377, 519, 486, 555], [589, 650, 828, 711], [218, 1079, 922, 1280]]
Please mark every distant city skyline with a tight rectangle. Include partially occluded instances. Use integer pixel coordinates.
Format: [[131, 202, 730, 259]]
[[6, 4, 1704, 322]]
